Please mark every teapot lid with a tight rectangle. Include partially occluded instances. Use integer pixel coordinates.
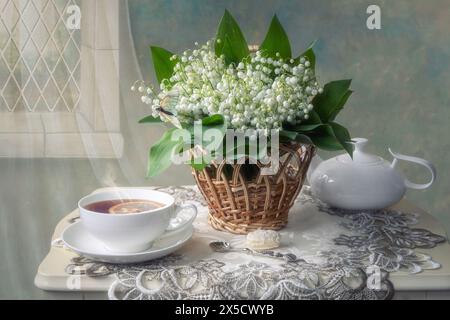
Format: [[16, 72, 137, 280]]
[[337, 138, 383, 164]]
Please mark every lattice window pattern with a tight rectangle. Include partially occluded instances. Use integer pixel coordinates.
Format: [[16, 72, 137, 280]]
[[0, 0, 81, 112]]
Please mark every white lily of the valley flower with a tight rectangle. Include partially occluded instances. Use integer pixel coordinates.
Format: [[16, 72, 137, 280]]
[[135, 40, 322, 130]]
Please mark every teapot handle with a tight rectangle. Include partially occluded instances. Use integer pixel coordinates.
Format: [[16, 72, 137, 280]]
[[389, 149, 436, 190]]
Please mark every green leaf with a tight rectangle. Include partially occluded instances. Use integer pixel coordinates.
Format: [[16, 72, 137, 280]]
[[283, 110, 321, 132], [190, 161, 209, 171], [185, 116, 227, 145], [150, 46, 178, 84], [280, 130, 314, 145], [313, 80, 352, 122], [203, 115, 227, 142], [328, 90, 353, 122], [329, 122, 354, 157], [260, 15, 292, 59], [279, 130, 297, 141], [147, 129, 184, 177], [301, 110, 323, 125], [309, 135, 343, 152], [194, 115, 227, 143], [202, 114, 225, 126], [295, 40, 317, 71], [139, 115, 162, 124], [220, 36, 242, 65], [308, 123, 353, 156], [215, 10, 249, 64], [308, 126, 343, 152], [186, 115, 227, 167], [302, 48, 316, 71], [293, 123, 323, 132]]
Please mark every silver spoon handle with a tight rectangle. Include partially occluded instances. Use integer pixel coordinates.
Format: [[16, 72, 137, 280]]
[[238, 248, 298, 262]]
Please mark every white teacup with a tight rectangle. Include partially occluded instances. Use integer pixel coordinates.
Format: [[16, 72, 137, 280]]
[[78, 188, 197, 253]]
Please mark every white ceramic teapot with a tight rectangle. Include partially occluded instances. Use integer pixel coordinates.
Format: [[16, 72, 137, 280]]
[[308, 138, 436, 210]]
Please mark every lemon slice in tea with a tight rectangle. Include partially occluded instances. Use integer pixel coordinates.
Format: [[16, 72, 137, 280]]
[[108, 201, 160, 214]]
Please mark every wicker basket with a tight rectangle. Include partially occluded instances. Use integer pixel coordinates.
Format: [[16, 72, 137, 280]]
[[193, 143, 315, 234]]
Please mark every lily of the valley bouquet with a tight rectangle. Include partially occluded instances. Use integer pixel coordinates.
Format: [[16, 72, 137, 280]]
[[134, 10, 354, 179]]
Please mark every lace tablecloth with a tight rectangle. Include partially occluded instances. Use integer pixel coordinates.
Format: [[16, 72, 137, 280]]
[[51, 186, 447, 300]]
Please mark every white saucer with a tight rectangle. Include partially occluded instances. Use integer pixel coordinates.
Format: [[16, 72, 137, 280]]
[[62, 222, 193, 264]]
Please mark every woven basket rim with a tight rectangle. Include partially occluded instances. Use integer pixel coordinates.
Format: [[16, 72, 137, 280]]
[[193, 144, 315, 234]]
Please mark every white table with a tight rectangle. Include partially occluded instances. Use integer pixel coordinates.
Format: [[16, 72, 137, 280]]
[[35, 187, 450, 300]]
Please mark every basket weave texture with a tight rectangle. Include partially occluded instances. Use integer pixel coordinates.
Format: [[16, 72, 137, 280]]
[[193, 143, 315, 234]]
